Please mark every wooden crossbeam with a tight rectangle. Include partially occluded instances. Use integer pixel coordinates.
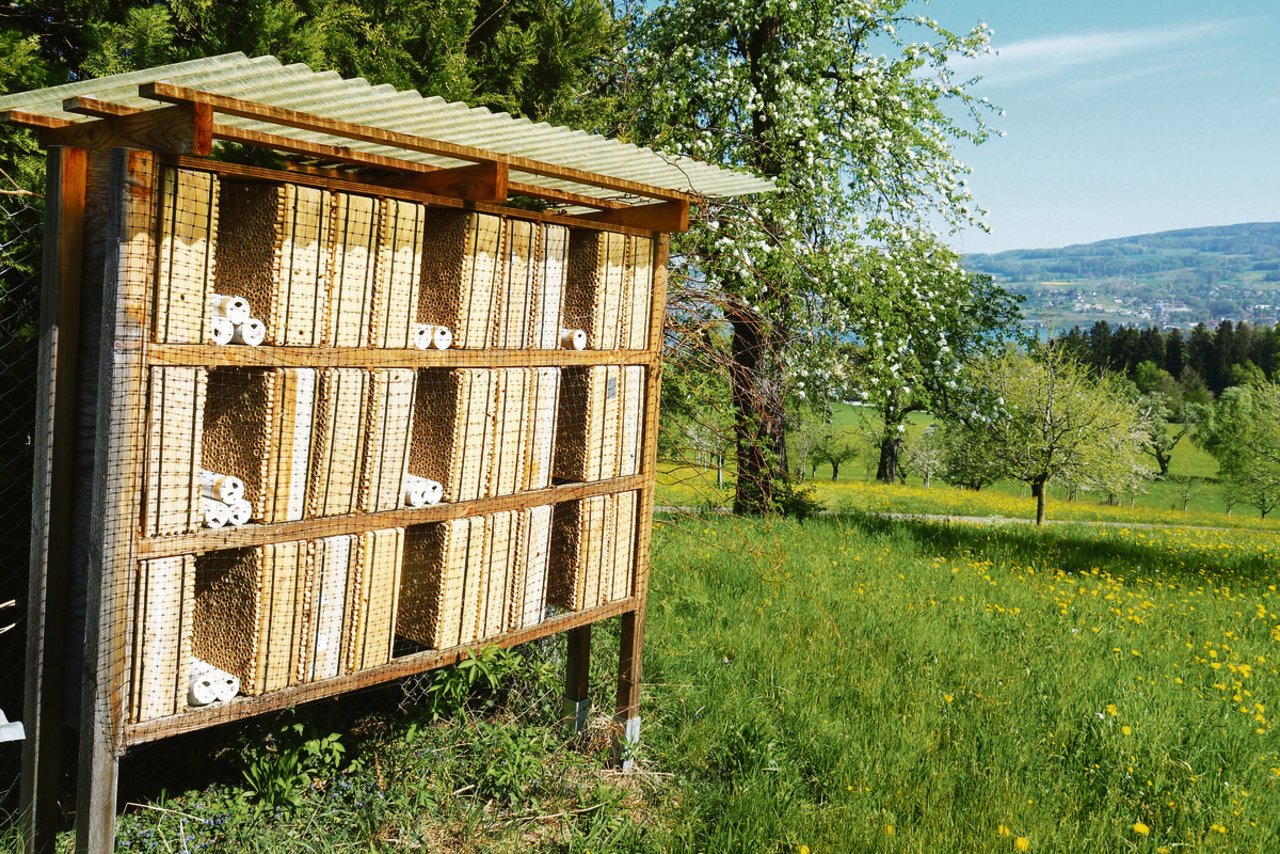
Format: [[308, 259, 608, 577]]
[[45, 103, 212, 155], [582, 199, 690, 232], [140, 81, 697, 204]]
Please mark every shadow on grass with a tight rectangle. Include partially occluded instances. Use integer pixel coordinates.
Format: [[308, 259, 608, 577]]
[[808, 512, 1276, 586]]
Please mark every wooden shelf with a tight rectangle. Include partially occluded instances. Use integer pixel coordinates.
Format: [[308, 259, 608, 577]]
[[137, 474, 648, 559], [146, 343, 658, 369], [123, 596, 638, 746]]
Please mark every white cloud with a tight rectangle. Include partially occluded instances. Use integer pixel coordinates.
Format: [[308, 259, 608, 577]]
[[956, 19, 1246, 86]]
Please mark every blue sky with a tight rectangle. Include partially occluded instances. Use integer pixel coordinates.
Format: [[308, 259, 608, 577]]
[[929, 0, 1280, 254]]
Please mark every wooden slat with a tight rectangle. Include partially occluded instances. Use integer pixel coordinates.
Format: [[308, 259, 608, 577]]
[[124, 597, 638, 745], [137, 474, 647, 559], [77, 147, 159, 854], [0, 109, 72, 130], [141, 81, 697, 204], [145, 343, 657, 369], [406, 162, 507, 202], [564, 625, 592, 733], [613, 233, 667, 755], [21, 146, 86, 854], [168, 154, 660, 237], [582, 200, 689, 233]]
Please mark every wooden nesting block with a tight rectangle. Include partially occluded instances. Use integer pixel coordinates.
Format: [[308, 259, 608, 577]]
[[300, 533, 355, 683], [479, 510, 517, 640], [548, 492, 637, 611], [409, 369, 495, 503], [372, 198, 426, 348], [548, 495, 609, 611], [618, 365, 645, 477], [326, 193, 378, 348], [203, 368, 317, 524], [489, 368, 530, 498], [154, 167, 218, 344], [360, 368, 417, 513], [193, 542, 309, 696], [565, 230, 626, 349], [531, 224, 569, 350], [215, 181, 331, 346], [399, 517, 486, 649], [419, 211, 503, 348], [508, 505, 553, 630], [495, 219, 536, 348], [130, 555, 195, 722], [621, 235, 654, 349], [524, 367, 561, 491], [553, 365, 620, 483], [308, 368, 368, 518], [346, 527, 405, 671], [143, 366, 207, 537]]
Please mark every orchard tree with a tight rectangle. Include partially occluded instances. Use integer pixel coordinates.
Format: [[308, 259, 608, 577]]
[[629, 0, 998, 513], [938, 419, 1004, 491], [972, 347, 1147, 525], [1195, 380, 1280, 518]]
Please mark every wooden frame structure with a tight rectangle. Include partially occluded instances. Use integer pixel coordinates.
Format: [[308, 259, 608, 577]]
[[5, 56, 768, 854]]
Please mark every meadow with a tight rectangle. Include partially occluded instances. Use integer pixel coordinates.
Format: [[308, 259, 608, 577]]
[[20, 508, 1280, 850]]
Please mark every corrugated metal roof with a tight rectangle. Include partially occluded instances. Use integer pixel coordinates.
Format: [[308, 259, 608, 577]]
[[0, 53, 773, 208]]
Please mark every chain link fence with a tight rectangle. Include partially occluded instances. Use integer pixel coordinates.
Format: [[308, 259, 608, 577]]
[[0, 155, 44, 817]]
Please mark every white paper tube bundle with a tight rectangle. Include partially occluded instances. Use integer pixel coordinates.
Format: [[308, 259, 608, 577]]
[[560, 328, 587, 350], [201, 470, 245, 504], [227, 498, 252, 526], [404, 474, 444, 507], [211, 293, 251, 324], [188, 658, 241, 706], [414, 323, 453, 350]]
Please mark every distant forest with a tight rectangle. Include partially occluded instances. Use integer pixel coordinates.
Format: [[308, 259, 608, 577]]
[[1055, 320, 1280, 397]]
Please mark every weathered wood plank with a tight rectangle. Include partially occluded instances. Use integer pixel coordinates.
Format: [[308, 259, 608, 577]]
[[21, 146, 87, 854], [136, 474, 648, 559], [582, 200, 689, 233], [125, 598, 638, 745], [563, 626, 592, 734], [44, 105, 210, 155], [76, 147, 158, 854], [145, 344, 657, 369]]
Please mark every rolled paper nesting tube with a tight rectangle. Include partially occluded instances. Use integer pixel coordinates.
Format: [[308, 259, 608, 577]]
[[227, 498, 252, 527], [210, 293, 251, 324], [212, 671, 240, 703], [413, 324, 433, 351], [188, 671, 218, 707], [210, 315, 234, 346], [201, 497, 231, 529], [405, 475, 444, 507], [431, 326, 453, 350], [403, 482, 429, 508], [560, 328, 587, 350], [231, 317, 266, 346], [200, 470, 245, 504]]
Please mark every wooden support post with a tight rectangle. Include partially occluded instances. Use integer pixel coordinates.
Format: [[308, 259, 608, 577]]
[[612, 233, 669, 769], [20, 146, 88, 854], [563, 625, 592, 735], [75, 148, 158, 853]]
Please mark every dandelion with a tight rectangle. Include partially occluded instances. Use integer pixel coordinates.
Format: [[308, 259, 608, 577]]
[[1015, 836, 1031, 852], [997, 824, 1011, 836], [944, 693, 954, 703], [1106, 704, 1118, 716], [885, 824, 895, 836], [799, 846, 810, 854], [1121, 725, 1132, 735], [1132, 821, 1150, 836]]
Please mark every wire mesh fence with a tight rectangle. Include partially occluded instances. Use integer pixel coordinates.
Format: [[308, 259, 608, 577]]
[[0, 154, 44, 817]]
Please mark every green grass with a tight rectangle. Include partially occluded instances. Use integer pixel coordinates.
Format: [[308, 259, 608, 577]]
[[640, 513, 1280, 850]]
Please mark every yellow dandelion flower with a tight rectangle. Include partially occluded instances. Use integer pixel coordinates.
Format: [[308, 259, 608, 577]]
[[1210, 823, 1226, 834], [1133, 821, 1150, 836], [998, 824, 1011, 837], [1121, 725, 1132, 735], [798, 846, 810, 854], [1015, 836, 1031, 852], [885, 824, 895, 836], [944, 693, 954, 703]]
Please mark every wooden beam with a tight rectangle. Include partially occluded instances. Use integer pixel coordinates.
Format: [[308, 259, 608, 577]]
[[582, 200, 690, 233], [563, 626, 593, 735], [140, 81, 697, 204], [124, 599, 639, 745], [404, 161, 507, 202], [145, 343, 656, 370], [43, 104, 212, 155], [137, 473, 648, 559], [76, 147, 159, 854], [20, 145, 87, 854], [0, 109, 71, 130]]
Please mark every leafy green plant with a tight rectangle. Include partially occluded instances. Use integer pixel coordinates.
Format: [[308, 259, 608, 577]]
[[422, 644, 526, 721], [239, 717, 347, 810]]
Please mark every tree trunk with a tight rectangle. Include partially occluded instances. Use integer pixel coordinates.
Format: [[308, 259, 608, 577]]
[[1155, 449, 1170, 478], [876, 436, 903, 483], [830, 461, 839, 482], [1034, 476, 1048, 525], [728, 308, 788, 514], [716, 454, 724, 490]]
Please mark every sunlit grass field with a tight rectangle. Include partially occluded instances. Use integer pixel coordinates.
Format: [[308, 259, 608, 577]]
[[641, 513, 1280, 850]]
